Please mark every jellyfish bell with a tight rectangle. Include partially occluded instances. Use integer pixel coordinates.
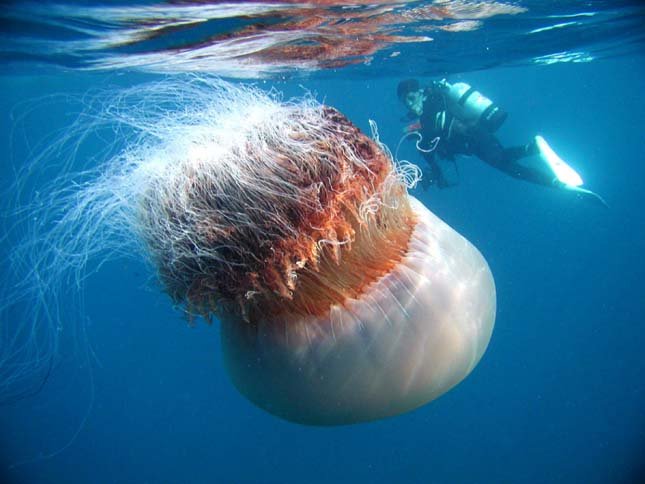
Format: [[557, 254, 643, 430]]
[[4, 78, 495, 423], [130, 85, 496, 425], [220, 197, 495, 425]]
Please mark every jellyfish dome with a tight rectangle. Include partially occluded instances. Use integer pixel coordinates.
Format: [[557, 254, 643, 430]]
[[4, 78, 495, 424]]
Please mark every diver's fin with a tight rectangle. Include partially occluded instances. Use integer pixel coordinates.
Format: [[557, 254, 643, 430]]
[[560, 184, 609, 208], [535, 135, 583, 186], [535, 135, 608, 208]]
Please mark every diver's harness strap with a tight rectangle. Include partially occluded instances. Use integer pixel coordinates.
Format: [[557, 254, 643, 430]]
[[434, 110, 458, 143]]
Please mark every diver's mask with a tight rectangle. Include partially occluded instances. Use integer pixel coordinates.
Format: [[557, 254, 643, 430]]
[[405, 90, 426, 116]]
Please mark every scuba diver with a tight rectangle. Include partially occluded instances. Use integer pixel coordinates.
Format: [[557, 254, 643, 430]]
[[397, 78, 606, 205]]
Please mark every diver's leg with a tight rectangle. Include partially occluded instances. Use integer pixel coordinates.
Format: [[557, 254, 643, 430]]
[[474, 135, 555, 186], [475, 134, 607, 206]]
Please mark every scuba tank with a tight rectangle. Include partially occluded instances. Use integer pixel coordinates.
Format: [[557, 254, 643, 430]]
[[438, 79, 507, 133]]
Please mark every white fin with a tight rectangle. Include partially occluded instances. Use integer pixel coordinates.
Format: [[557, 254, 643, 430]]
[[535, 135, 583, 187]]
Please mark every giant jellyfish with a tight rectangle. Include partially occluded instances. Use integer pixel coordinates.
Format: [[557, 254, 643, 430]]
[[2, 79, 495, 424]]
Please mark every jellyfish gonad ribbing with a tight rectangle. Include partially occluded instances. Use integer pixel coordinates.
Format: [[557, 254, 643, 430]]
[[5, 79, 495, 424]]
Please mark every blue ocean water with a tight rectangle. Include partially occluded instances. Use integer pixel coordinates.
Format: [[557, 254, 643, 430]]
[[1, 2, 644, 483]]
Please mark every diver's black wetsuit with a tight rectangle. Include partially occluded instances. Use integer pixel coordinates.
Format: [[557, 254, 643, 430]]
[[415, 84, 554, 188]]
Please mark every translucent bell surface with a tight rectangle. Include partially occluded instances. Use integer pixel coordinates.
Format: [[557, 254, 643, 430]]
[[221, 198, 496, 425]]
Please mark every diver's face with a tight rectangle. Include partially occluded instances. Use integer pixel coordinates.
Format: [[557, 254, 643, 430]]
[[404, 90, 425, 116]]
